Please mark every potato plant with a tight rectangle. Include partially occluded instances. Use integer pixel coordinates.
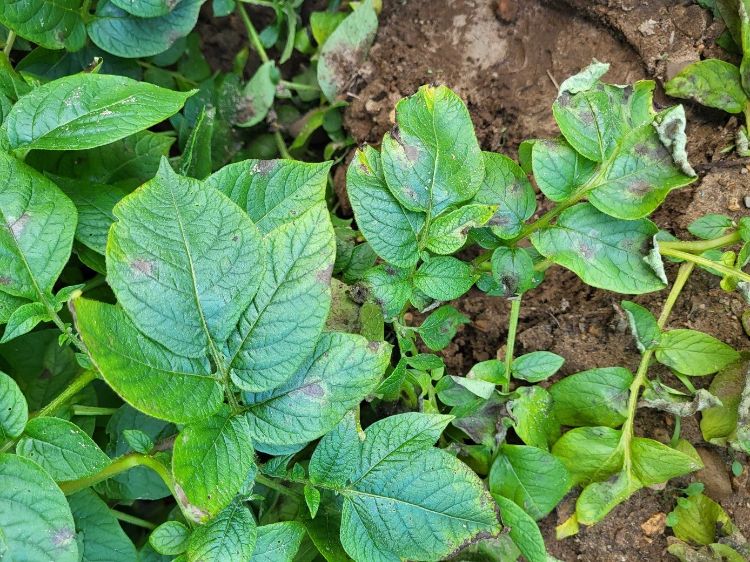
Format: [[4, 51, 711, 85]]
[[0, 3, 749, 562]]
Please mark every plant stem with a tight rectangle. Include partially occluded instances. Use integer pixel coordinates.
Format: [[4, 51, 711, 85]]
[[658, 231, 741, 254], [36, 370, 98, 418], [71, 405, 119, 416], [502, 297, 522, 393], [237, 3, 270, 64], [280, 80, 319, 93], [621, 261, 694, 472], [59, 453, 173, 496], [255, 474, 304, 500], [274, 130, 292, 159], [3, 31, 15, 56], [111, 509, 156, 530], [659, 247, 750, 283]]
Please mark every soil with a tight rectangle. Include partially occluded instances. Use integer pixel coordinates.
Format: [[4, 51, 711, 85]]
[[339, 1, 750, 561]]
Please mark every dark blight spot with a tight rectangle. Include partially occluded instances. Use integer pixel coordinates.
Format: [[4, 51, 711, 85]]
[[0, 276, 10, 286], [52, 527, 75, 548], [252, 160, 276, 175], [301, 383, 324, 397], [316, 264, 334, 284], [8, 213, 29, 238], [578, 243, 595, 260], [404, 144, 420, 162], [367, 341, 380, 351], [628, 180, 651, 197]]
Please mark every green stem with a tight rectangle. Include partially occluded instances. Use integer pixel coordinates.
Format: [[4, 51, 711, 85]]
[[274, 131, 292, 159], [658, 231, 741, 254], [280, 80, 320, 93], [71, 405, 119, 417], [670, 416, 681, 448], [255, 474, 304, 499], [3, 31, 15, 56], [237, 3, 270, 64], [621, 261, 694, 473], [502, 297, 522, 393], [59, 453, 173, 496], [111, 509, 156, 530], [36, 370, 98, 419], [659, 247, 750, 283]]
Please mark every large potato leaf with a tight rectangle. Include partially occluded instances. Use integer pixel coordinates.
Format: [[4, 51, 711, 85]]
[[0, 152, 76, 300], [74, 299, 223, 423], [311, 413, 500, 561], [227, 203, 334, 392], [0, 0, 86, 50], [243, 333, 390, 445], [3, 74, 193, 151], [107, 161, 265, 358], [381, 85, 484, 215], [88, 0, 204, 59], [0, 453, 79, 561], [347, 145, 424, 268], [531, 203, 665, 294]]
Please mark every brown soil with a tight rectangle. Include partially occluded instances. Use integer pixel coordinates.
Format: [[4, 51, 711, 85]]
[[341, 1, 750, 560]]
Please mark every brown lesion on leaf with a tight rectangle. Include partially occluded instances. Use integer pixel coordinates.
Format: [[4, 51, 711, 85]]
[[0, 276, 11, 286], [367, 340, 381, 352], [300, 382, 325, 397], [175, 483, 210, 523], [8, 213, 30, 238], [578, 242, 595, 260], [557, 92, 572, 108], [251, 159, 276, 175], [51, 527, 76, 548], [628, 179, 651, 197], [316, 264, 334, 284], [131, 259, 154, 276]]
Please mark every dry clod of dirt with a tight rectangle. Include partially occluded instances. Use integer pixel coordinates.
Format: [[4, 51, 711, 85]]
[[640, 512, 667, 537]]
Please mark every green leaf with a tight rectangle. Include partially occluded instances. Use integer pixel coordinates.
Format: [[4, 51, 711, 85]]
[[74, 299, 223, 424], [310, 11, 347, 45], [0, 152, 76, 300], [122, 429, 154, 454], [701, 361, 746, 444], [668, 493, 736, 546], [416, 305, 470, 351], [317, 0, 377, 102], [552, 426, 623, 485], [531, 203, 666, 294], [473, 152, 536, 239], [665, 59, 747, 114], [235, 61, 278, 128], [656, 329, 740, 376], [3, 74, 193, 151], [227, 203, 334, 392], [309, 410, 360, 488], [489, 444, 571, 520], [251, 522, 306, 562], [68, 489, 137, 561], [587, 124, 695, 220], [53, 175, 128, 255], [304, 483, 321, 518], [424, 204, 496, 254], [492, 495, 547, 562], [0, 0, 85, 50], [549, 367, 633, 427], [206, 158, 331, 233], [414, 256, 476, 301], [382, 85, 484, 214], [531, 138, 596, 202], [107, 161, 265, 358], [111, 0, 177, 17], [360, 265, 412, 321], [0, 453, 78, 561], [179, 105, 215, 179], [150, 521, 190, 556], [347, 145, 424, 268], [1, 301, 50, 343], [688, 214, 735, 240], [16, 416, 110, 481], [0, 291, 28, 324], [576, 470, 640, 525], [621, 300, 660, 352], [508, 385, 559, 450], [173, 406, 256, 523], [243, 333, 390, 445], [511, 351, 564, 383], [0, 370, 27, 441], [88, 0, 205, 59], [27, 131, 175, 186], [553, 78, 655, 162], [186, 501, 257, 562], [490, 247, 536, 297], [334, 413, 500, 562], [630, 437, 703, 486]]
